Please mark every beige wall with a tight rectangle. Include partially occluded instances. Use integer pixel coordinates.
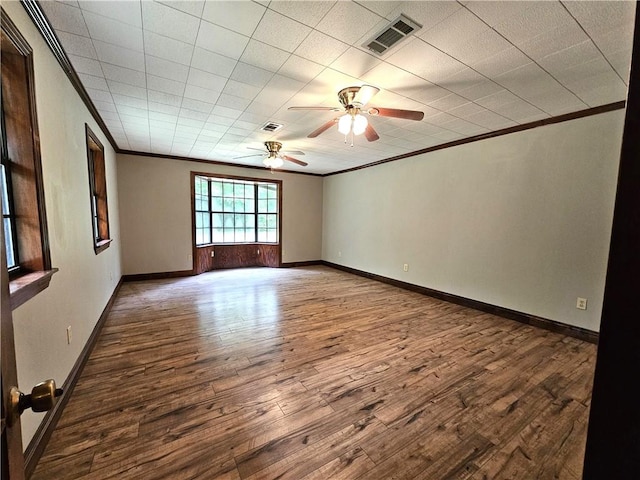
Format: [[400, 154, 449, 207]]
[[323, 110, 624, 332], [3, 3, 122, 448], [117, 154, 323, 274]]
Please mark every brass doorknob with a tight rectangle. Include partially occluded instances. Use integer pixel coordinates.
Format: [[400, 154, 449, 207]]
[[7, 379, 63, 426]]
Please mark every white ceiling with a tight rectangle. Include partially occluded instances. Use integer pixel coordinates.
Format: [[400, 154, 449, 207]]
[[40, 0, 636, 175]]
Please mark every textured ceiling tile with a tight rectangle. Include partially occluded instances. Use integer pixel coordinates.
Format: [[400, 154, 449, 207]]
[[56, 31, 98, 59], [92, 100, 117, 113], [68, 55, 104, 76], [450, 29, 512, 66], [269, 1, 335, 27], [385, 1, 462, 31], [142, 1, 200, 44], [156, 0, 205, 18], [518, 22, 588, 62], [86, 88, 114, 103], [293, 30, 349, 66], [419, 7, 489, 50], [39, 1, 89, 36], [196, 21, 250, 59], [181, 98, 215, 114], [330, 47, 379, 78], [83, 11, 144, 51], [148, 90, 183, 107], [222, 80, 262, 101], [111, 94, 147, 109], [463, 1, 532, 28], [493, 2, 573, 47], [253, 10, 312, 53], [278, 55, 324, 83], [190, 47, 238, 78], [184, 84, 222, 104], [565, 71, 628, 107], [316, 1, 382, 45], [186, 68, 227, 92], [102, 63, 146, 88], [386, 38, 466, 84], [143, 31, 194, 66], [241, 40, 291, 72], [146, 55, 190, 83], [201, 0, 266, 36], [230, 62, 275, 88], [107, 80, 147, 100], [471, 47, 531, 79], [148, 102, 180, 116], [93, 41, 145, 71], [147, 74, 186, 96], [78, 1, 142, 27]]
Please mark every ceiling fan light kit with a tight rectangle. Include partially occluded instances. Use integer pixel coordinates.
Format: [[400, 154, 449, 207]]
[[234, 141, 307, 171], [288, 84, 425, 146]]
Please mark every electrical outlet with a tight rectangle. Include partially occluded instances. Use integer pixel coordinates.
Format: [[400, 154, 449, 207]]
[[403, 263, 409, 272], [66, 326, 72, 344], [211, 250, 215, 258], [576, 297, 587, 310]]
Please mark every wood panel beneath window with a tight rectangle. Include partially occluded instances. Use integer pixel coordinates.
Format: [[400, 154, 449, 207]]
[[195, 244, 281, 273]]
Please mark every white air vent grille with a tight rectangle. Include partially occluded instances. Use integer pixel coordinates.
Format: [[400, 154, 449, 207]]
[[261, 122, 283, 132], [364, 15, 421, 56]]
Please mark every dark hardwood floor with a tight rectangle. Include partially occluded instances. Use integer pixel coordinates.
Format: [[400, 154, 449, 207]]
[[32, 266, 596, 479]]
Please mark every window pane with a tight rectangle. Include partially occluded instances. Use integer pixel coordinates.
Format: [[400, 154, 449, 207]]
[[257, 214, 266, 228], [195, 212, 203, 229], [201, 227, 211, 244], [258, 199, 267, 212], [234, 183, 245, 197], [223, 198, 234, 212], [267, 199, 276, 213], [245, 215, 255, 228], [4, 217, 16, 268], [245, 228, 255, 242], [212, 196, 223, 211], [267, 229, 277, 242], [234, 199, 245, 212], [257, 228, 267, 242], [211, 181, 222, 196], [234, 229, 245, 242], [258, 185, 268, 199], [1, 164, 10, 215], [266, 214, 276, 229], [223, 229, 235, 242], [212, 214, 223, 228], [245, 200, 254, 213], [212, 228, 223, 242], [223, 182, 234, 196], [224, 213, 234, 228], [235, 214, 245, 228], [246, 185, 255, 198]]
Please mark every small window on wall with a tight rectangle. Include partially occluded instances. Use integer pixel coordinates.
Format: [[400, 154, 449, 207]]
[[193, 174, 281, 245], [86, 125, 111, 253]]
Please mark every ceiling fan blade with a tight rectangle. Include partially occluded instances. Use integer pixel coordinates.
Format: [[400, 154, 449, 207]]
[[282, 155, 308, 166], [234, 153, 264, 159], [354, 85, 380, 106], [282, 150, 305, 155], [364, 123, 380, 142], [308, 118, 338, 138], [288, 106, 341, 111], [367, 107, 424, 121]]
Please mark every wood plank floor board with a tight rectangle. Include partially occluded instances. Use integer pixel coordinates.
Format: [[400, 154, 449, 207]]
[[32, 266, 596, 480]]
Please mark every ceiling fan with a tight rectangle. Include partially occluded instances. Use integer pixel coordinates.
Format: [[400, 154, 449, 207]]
[[234, 141, 307, 169], [288, 85, 424, 145]]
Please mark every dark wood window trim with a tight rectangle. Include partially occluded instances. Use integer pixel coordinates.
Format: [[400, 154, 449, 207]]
[[85, 124, 111, 254], [2, 9, 56, 310], [192, 172, 282, 246]]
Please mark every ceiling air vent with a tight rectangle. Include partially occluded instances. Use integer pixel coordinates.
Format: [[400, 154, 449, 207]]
[[364, 14, 421, 56], [261, 122, 283, 132]]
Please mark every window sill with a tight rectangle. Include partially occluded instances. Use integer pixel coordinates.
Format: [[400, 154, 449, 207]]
[[10, 268, 59, 311], [94, 238, 112, 254]]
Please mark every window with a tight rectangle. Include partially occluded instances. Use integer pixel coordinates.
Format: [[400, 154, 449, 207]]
[[86, 124, 111, 253], [1, 104, 18, 271], [2, 12, 56, 309], [194, 174, 280, 245]]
